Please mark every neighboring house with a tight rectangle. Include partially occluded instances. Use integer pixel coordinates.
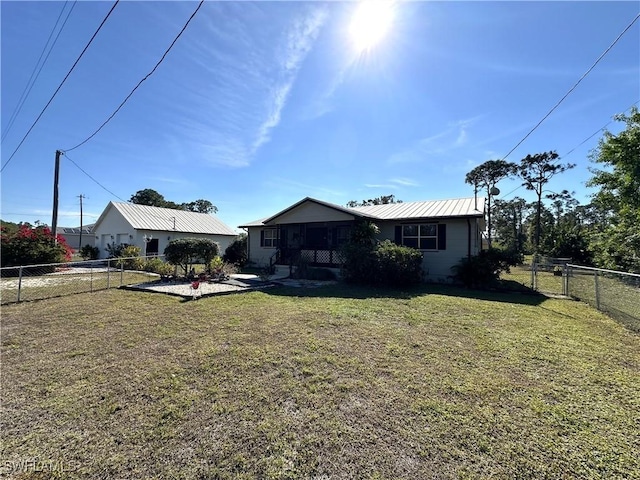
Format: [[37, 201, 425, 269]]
[[239, 196, 486, 281], [56, 223, 95, 250], [92, 202, 237, 259]]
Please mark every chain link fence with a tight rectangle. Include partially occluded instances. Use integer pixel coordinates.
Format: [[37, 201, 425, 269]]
[[564, 264, 640, 333], [0, 256, 168, 305]]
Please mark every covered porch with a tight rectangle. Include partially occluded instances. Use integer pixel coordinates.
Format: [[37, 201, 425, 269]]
[[272, 222, 352, 268]]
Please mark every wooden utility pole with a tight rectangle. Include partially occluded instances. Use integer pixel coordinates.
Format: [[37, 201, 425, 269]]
[[78, 194, 85, 248], [51, 150, 62, 242]]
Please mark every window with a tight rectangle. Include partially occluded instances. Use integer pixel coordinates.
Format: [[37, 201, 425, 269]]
[[401, 224, 439, 250], [261, 228, 278, 248]]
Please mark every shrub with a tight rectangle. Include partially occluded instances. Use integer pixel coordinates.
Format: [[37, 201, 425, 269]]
[[223, 234, 248, 267], [451, 248, 518, 289], [115, 245, 144, 270], [1, 224, 72, 268], [373, 240, 423, 286], [164, 238, 219, 276], [143, 257, 173, 276], [79, 244, 100, 260], [341, 235, 423, 287]]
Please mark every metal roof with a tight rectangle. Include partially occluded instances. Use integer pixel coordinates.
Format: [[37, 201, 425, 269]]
[[350, 197, 485, 220], [239, 197, 484, 227], [98, 202, 237, 236]]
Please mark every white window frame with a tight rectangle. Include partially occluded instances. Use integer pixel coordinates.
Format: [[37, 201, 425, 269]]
[[263, 228, 279, 248]]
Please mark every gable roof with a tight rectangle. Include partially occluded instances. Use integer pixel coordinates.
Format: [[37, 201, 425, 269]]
[[94, 202, 237, 236], [239, 196, 484, 228]]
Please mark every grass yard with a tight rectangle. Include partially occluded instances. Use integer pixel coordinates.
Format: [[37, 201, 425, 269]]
[[1, 284, 639, 479], [0, 270, 157, 304]]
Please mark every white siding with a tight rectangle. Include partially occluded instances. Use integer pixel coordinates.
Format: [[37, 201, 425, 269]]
[[247, 227, 275, 267], [269, 202, 355, 225]]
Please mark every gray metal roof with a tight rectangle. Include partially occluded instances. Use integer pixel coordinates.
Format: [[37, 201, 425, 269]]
[[239, 197, 484, 227], [350, 197, 484, 220], [100, 202, 237, 236]]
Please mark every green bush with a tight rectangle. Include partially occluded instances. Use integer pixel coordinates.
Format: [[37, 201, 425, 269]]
[[373, 240, 423, 286], [115, 245, 144, 270], [451, 248, 518, 289], [143, 257, 173, 276], [223, 234, 248, 267], [341, 235, 423, 287], [164, 238, 219, 276], [79, 244, 99, 260]]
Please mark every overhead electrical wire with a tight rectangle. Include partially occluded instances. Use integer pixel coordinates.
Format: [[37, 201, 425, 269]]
[[497, 99, 640, 201], [2, 1, 78, 142], [0, 0, 120, 174], [63, 152, 127, 202], [63, 0, 205, 153], [499, 11, 640, 163]]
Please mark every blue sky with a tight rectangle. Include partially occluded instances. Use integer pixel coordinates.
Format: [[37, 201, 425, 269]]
[[1, 1, 639, 232]]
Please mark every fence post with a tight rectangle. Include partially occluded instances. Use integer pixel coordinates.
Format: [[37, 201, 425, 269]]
[[563, 265, 569, 296], [90, 262, 94, 293], [107, 259, 111, 289], [17, 266, 23, 302], [120, 262, 124, 286], [594, 271, 600, 310]]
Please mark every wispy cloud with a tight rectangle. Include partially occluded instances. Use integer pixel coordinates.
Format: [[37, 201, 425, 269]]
[[388, 116, 483, 164], [390, 177, 419, 187], [173, 4, 327, 168]]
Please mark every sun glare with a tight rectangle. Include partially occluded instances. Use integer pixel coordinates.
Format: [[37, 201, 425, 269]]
[[349, 1, 395, 53]]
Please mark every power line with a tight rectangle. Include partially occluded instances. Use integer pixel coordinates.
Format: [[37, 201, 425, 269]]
[[0, 0, 120, 174], [2, 1, 77, 142], [64, 0, 205, 153], [63, 152, 127, 202], [498, 100, 640, 201], [500, 12, 640, 162]]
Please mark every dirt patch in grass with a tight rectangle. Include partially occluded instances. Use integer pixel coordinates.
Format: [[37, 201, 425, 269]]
[[1, 285, 639, 479]]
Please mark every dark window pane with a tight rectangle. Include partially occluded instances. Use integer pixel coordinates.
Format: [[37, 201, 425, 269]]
[[403, 225, 418, 236], [420, 224, 437, 237], [421, 238, 437, 250], [404, 238, 418, 248]]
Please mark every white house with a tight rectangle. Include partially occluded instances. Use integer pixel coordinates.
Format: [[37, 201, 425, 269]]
[[239, 197, 486, 282], [92, 202, 238, 259]]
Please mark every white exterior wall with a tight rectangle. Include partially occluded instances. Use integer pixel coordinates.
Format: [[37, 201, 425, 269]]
[[377, 218, 480, 282], [247, 227, 275, 267], [93, 209, 134, 259], [94, 206, 236, 259]]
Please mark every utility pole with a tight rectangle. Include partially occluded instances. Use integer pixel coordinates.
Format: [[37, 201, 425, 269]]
[[51, 150, 62, 243], [78, 194, 85, 249]]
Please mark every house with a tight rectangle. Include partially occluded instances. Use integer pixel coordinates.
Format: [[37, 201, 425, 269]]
[[92, 202, 238, 259], [239, 197, 486, 281], [56, 223, 95, 250]]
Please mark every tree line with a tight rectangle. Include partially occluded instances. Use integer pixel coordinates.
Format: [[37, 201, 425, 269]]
[[466, 107, 640, 273]]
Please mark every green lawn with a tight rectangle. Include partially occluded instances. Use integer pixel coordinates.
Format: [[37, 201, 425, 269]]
[[1, 284, 639, 479]]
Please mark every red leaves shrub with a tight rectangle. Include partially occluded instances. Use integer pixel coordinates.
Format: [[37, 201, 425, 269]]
[[1, 224, 73, 268]]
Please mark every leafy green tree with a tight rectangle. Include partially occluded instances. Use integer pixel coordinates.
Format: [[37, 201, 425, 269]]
[[492, 197, 531, 254], [130, 189, 218, 214], [586, 107, 640, 272], [130, 189, 168, 207], [346, 195, 402, 208], [164, 238, 219, 276], [517, 151, 575, 252], [182, 199, 217, 214], [465, 159, 518, 248]]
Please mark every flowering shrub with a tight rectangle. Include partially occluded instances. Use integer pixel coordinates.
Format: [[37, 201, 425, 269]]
[[1, 224, 73, 268]]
